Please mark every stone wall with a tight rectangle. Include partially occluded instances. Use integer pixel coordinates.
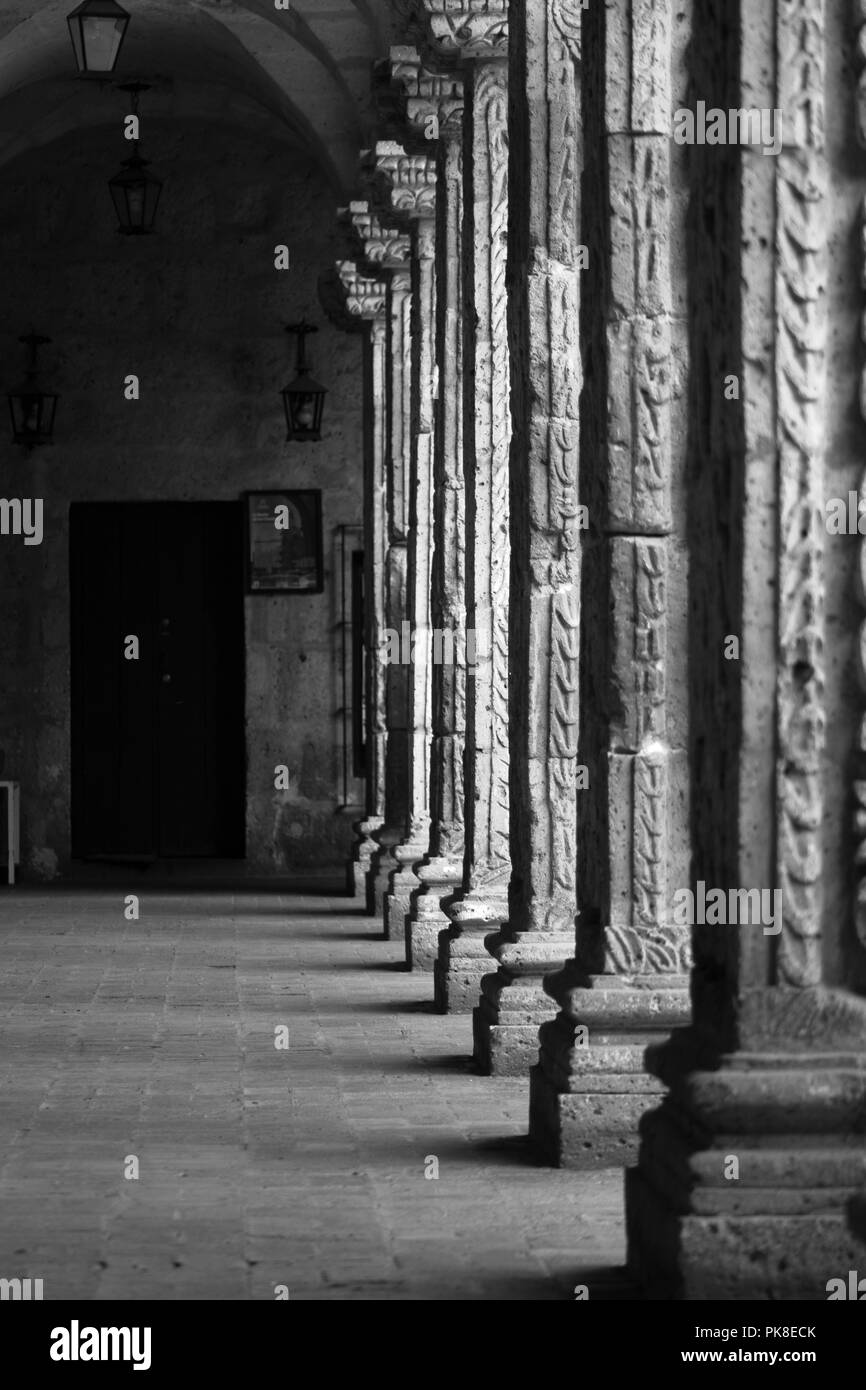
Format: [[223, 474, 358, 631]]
[[0, 120, 363, 879]]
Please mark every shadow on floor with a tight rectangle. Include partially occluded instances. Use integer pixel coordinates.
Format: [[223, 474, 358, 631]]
[[31, 869, 352, 894], [349, 996, 438, 1012]]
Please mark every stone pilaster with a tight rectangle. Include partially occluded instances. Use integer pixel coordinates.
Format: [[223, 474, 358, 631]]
[[331, 259, 390, 901], [418, 1, 515, 1023], [367, 265, 413, 920], [528, 0, 691, 1166], [386, 51, 468, 972], [339, 200, 414, 918], [339, 206, 413, 913], [369, 142, 438, 942], [433, 0, 576, 1071], [626, 0, 866, 1298]]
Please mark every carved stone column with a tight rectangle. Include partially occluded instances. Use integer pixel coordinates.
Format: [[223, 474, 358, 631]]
[[370, 143, 438, 942], [626, 0, 866, 1298], [527, 0, 691, 1166], [386, 51, 468, 972], [417, 1, 515, 1022], [420, 0, 574, 1069], [331, 258, 390, 901], [339, 205, 413, 915], [352, 216, 413, 921]]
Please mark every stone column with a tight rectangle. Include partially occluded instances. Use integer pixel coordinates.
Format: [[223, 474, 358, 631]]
[[370, 143, 438, 942], [362, 239, 413, 921], [418, 1, 515, 1021], [386, 51, 468, 972], [423, 0, 575, 1070], [339, 205, 412, 913], [626, 0, 866, 1298], [332, 259, 390, 901], [527, 0, 691, 1166]]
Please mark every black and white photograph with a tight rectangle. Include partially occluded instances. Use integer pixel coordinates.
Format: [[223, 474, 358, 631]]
[[0, 0, 863, 1363]]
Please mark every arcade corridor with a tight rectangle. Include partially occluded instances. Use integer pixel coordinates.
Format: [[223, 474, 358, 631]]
[[2, 0, 866, 1316]]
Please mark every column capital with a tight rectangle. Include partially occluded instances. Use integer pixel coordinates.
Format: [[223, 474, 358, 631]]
[[380, 44, 465, 141], [363, 140, 437, 221], [339, 199, 412, 272], [418, 0, 508, 63], [334, 260, 388, 320], [389, 267, 412, 296]]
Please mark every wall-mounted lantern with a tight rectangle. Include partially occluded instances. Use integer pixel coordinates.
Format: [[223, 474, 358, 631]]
[[282, 321, 327, 442], [67, 0, 130, 76], [108, 83, 163, 235], [8, 335, 58, 448]]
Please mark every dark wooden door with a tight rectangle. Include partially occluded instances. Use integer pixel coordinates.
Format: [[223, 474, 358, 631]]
[[70, 502, 245, 859]]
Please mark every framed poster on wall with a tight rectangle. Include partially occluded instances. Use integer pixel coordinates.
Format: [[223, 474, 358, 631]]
[[244, 490, 323, 593]]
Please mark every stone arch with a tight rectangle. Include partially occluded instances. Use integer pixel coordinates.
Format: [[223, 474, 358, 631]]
[[0, 0, 400, 192]]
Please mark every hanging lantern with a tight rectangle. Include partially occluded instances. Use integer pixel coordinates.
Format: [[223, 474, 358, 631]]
[[67, 0, 130, 76], [108, 149, 163, 234], [8, 335, 58, 448], [281, 321, 327, 442], [108, 83, 163, 234]]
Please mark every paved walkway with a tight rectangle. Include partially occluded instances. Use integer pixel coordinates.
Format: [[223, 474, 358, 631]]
[[0, 890, 626, 1300]]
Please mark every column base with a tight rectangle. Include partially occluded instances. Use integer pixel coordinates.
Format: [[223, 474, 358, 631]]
[[434, 890, 509, 1014], [529, 1044, 665, 1170], [626, 1022, 866, 1298], [350, 817, 383, 905], [367, 838, 399, 921], [472, 979, 557, 1076], [626, 1165, 866, 1300], [471, 930, 575, 1075], [405, 855, 463, 971], [384, 838, 428, 943], [384, 878, 414, 943], [528, 976, 690, 1167]]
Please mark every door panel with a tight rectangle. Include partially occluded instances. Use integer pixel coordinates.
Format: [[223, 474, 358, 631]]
[[70, 502, 245, 859]]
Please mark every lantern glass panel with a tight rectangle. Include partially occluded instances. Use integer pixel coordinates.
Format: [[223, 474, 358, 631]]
[[282, 378, 326, 441], [67, 3, 129, 74], [68, 19, 85, 69], [294, 395, 316, 431], [83, 18, 125, 69], [9, 390, 58, 444]]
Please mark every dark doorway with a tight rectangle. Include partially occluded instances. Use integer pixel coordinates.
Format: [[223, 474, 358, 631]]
[[70, 502, 245, 860]]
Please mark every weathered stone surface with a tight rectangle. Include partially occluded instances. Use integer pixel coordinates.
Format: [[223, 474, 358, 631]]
[[436, 50, 514, 1014], [420, 0, 508, 63], [626, 1050, 866, 1297], [486, 0, 581, 1074], [340, 200, 411, 275], [627, 1169, 864, 1300], [329, 264, 390, 903], [473, 972, 559, 1076], [626, 0, 866, 1298], [370, 138, 439, 950], [434, 922, 497, 1012], [530, 1077, 665, 1170], [520, 0, 692, 1163], [402, 71, 469, 971], [368, 141, 438, 221], [368, 267, 414, 921]]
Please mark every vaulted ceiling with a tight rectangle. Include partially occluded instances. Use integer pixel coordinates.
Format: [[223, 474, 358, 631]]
[[0, 0, 411, 191]]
